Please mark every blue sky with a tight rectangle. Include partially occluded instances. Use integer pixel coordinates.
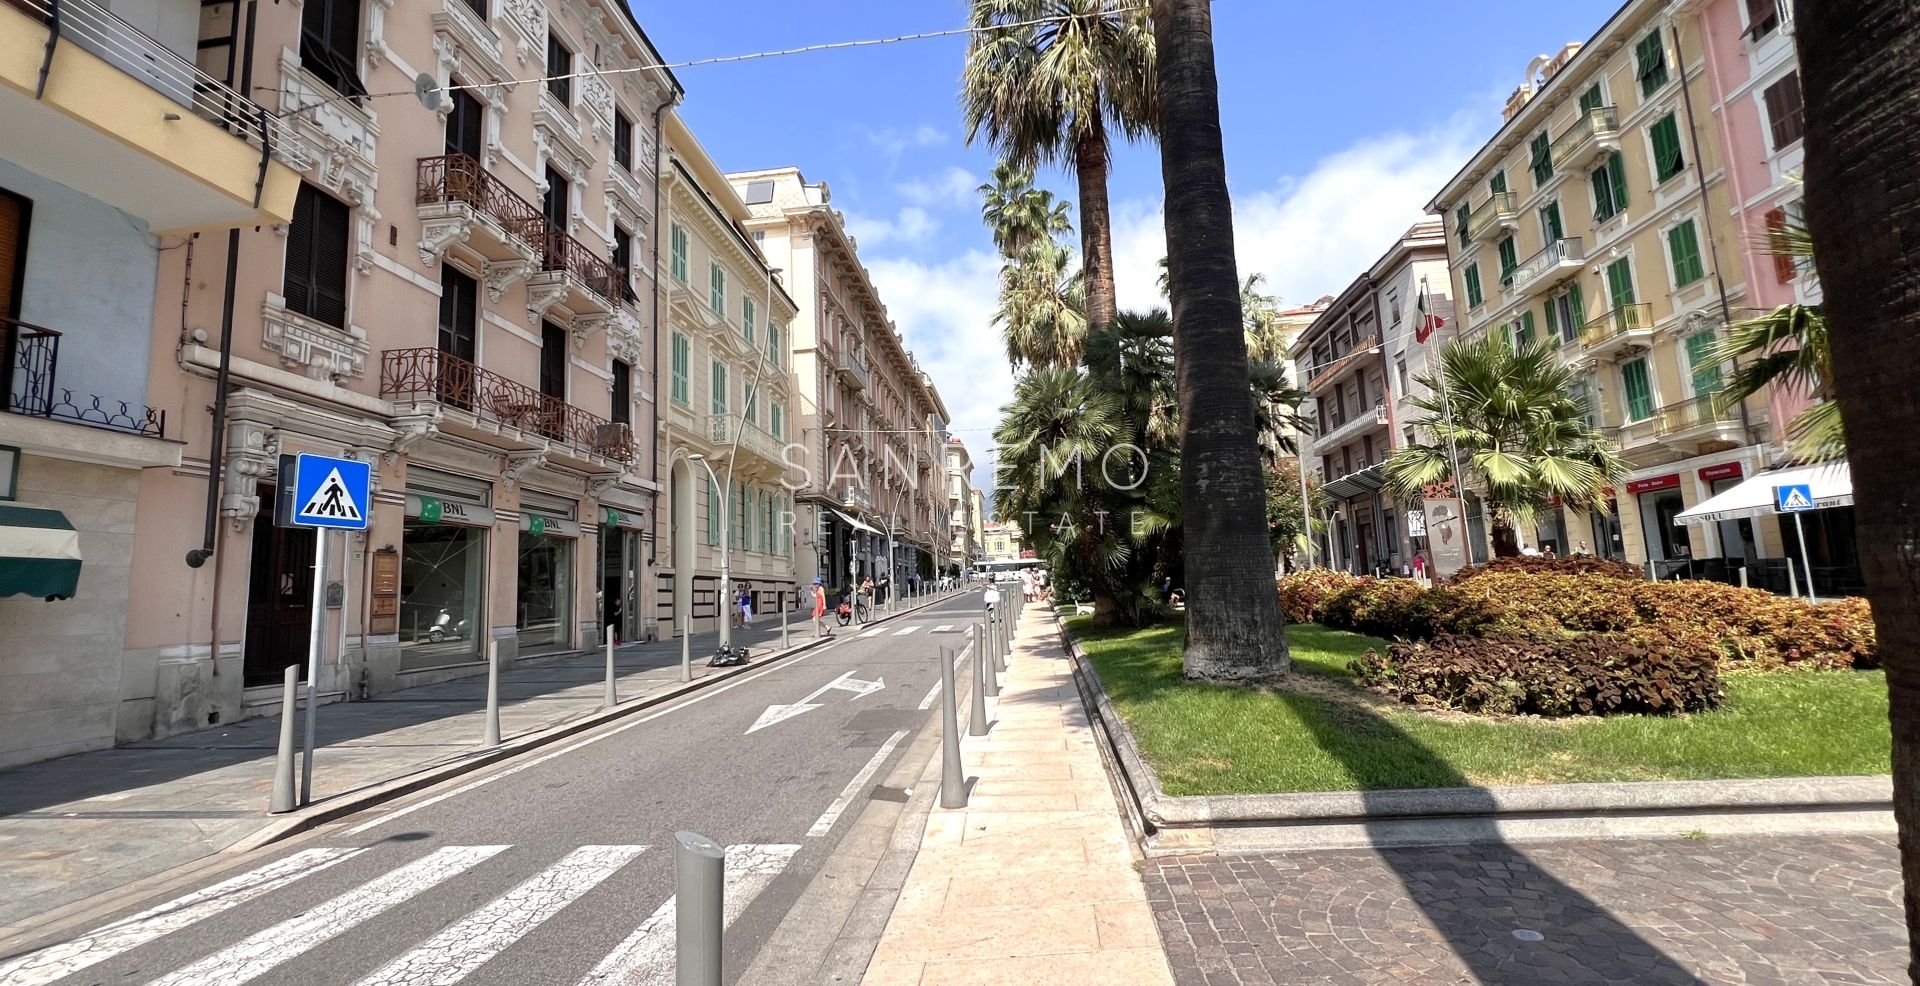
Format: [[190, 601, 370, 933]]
[[633, 0, 1622, 490]]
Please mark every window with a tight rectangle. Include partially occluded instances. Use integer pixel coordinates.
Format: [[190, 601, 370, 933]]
[[1745, 0, 1781, 40], [1578, 83, 1605, 115], [1763, 72, 1805, 150], [284, 184, 350, 328], [1547, 282, 1584, 344], [1488, 170, 1507, 196], [446, 86, 483, 160], [1765, 207, 1797, 283], [1464, 263, 1484, 309], [539, 321, 566, 400], [710, 361, 728, 415], [744, 180, 775, 205], [709, 263, 726, 316], [1635, 31, 1669, 98], [1650, 113, 1686, 183], [437, 266, 477, 363], [1497, 236, 1518, 286], [1540, 201, 1564, 243], [1606, 257, 1637, 311], [461, 0, 485, 17], [766, 323, 782, 367], [1592, 151, 1629, 222], [1668, 219, 1705, 287], [1686, 331, 1723, 395], [1529, 131, 1554, 186], [742, 296, 756, 343], [611, 359, 631, 425], [771, 401, 784, 440], [544, 167, 568, 231], [1621, 358, 1655, 421], [1514, 310, 1537, 352], [743, 383, 757, 427], [670, 332, 689, 405], [612, 227, 632, 280], [670, 224, 688, 283], [1454, 203, 1471, 246], [546, 33, 572, 106], [613, 110, 633, 171], [1569, 374, 1601, 430], [300, 0, 365, 98]]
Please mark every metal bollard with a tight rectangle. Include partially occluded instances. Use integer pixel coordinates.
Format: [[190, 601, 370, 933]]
[[674, 831, 725, 986], [1787, 559, 1800, 598], [482, 638, 501, 747], [938, 643, 967, 808], [1738, 566, 1750, 589], [970, 636, 991, 737], [681, 613, 692, 683], [781, 586, 790, 650], [604, 627, 618, 708], [979, 621, 999, 698], [270, 665, 299, 813], [994, 615, 1008, 674]]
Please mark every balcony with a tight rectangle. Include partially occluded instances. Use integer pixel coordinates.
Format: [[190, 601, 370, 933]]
[[1551, 107, 1621, 172], [1508, 238, 1585, 297], [380, 348, 632, 465], [706, 413, 786, 471], [1578, 303, 1655, 358], [1466, 192, 1519, 240], [0, 0, 300, 230], [835, 351, 871, 391], [527, 228, 623, 321], [1653, 392, 1745, 449], [838, 484, 874, 512], [416, 154, 544, 268], [4, 318, 165, 437], [1310, 402, 1389, 455]]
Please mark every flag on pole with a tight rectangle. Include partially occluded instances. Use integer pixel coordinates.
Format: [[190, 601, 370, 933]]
[[1415, 290, 1446, 343]]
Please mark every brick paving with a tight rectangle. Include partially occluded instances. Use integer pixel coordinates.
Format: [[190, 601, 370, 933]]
[[1144, 835, 1905, 985]]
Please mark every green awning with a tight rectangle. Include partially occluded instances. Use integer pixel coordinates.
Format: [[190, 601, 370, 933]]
[[0, 504, 81, 601]]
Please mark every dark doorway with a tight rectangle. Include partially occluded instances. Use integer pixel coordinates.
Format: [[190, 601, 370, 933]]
[[437, 266, 477, 408], [445, 84, 483, 161], [244, 494, 319, 687]]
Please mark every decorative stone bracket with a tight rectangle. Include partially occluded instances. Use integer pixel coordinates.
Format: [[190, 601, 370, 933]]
[[502, 450, 547, 489], [485, 259, 531, 302], [220, 420, 280, 529], [524, 275, 571, 324], [570, 313, 613, 352], [418, 215, 470, 267], [387, 411, 443, 463]]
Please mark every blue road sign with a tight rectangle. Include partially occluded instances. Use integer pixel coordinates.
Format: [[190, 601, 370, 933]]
[[1774, 483, 1816, 513], [277, 453, 372, 530]]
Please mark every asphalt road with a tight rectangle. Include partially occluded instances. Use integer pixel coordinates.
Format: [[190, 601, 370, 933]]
[[0, 591, 997, 986]]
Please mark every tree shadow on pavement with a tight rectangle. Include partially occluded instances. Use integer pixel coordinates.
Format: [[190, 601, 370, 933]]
[[1276, 690, 1709, 985]]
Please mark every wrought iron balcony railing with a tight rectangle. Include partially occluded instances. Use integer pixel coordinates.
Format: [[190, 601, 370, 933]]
[[416, 154, 546, 252], [1579, 303, 1655, 350], [542, 227, 622, 305], [3, 318, 165, 437], [1551, 107, 1622, 170], [1508, 237, 1585, 296], [379, 347, 632, 463], [1466, 191, 1518, 240], [1654, 392, 1741, 436]]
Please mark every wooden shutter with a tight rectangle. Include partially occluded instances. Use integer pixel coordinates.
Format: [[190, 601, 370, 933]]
[[311, 192, 350, 328], [0, 191, 25, 322], [1765, 208, 1797, 283], [446, 88, 483, 160], [613, 113, 633, 170], [1764, 73, 1804, 149], [612, 359, 630, 424], [1607, 152, 1629, 209]]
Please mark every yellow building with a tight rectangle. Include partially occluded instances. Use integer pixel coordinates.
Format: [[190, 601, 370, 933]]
[[1427, 0, 1781, 572]]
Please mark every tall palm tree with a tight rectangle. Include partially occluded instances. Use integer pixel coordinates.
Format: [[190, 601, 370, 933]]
[[962, 0, 1156, 337], [1151, 0, 1288, 681], [1797, 0, 1920, 972], [994, 238, 1088, 369], [1241, 273, 1288, 366], [978, 161, 1074, 260], [1384, 336, 1630, 556]]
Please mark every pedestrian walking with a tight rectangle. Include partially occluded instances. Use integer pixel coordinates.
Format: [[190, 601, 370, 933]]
[[811, 578, 829, 637], [738, 581, 754, 627]]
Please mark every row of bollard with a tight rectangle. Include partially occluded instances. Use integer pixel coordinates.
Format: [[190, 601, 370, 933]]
[[938, 588, 1026, 809]]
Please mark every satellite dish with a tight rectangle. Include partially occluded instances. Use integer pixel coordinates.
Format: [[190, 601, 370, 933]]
[[413, 73, 443, 112]]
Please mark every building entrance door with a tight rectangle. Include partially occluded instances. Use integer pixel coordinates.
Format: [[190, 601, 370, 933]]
[[243, 488, 318, 687]]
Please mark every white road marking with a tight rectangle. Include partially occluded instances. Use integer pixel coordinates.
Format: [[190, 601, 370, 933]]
[[352, 845, 646, 986], [347, 641, 840, 835], [932, 624, 954, 633], [147, 845, 508, 986], [0, 847, 365, 986], [745, 669, 884, 735], [860, 625, 888, 637], [808, 730, 910, 837], [576, 845, 798, 986], [892, 625, 920, 636], [915, 643, 974, 711]]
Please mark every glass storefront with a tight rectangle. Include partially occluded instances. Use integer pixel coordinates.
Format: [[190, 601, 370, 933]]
[[517, 529, 572, 652], [400, 521, 485, 668]]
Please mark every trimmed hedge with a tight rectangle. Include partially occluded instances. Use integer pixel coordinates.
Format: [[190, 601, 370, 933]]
[[1451, 555, 1643, 582], [1351, 630, 1725, 717]]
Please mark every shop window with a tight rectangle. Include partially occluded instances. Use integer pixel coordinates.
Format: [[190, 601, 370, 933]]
[[400, 522, 485, 667]]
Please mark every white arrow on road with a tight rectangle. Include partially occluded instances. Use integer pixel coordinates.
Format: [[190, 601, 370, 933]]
[[746, 669, 885, 734]]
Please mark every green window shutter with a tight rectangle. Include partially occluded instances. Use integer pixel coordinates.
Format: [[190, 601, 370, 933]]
[[670, 225, 687, 282], [1542, 202, 1564, 241], [709, 264, 726, 315], [1636, 32, 1669, 97], [1543, 297, 1559, 340], [742, 297, 756, 342], [1455, 204, 1472, 246], [1569, 282, 1585, 329], [706, 475, 719, 546], [1578, 84, 1604, 115], [1606, 258, 1636, 309], [744, 384, 757, 426], [1517, 310, 1536, 351], [1529, 132, 1554, 185], [1686, 332, 1723, 394], [1590, 166, 1614, 222], [1497, 237, 1518, 283], [1651, 115, 1685, 182], [1607, 152, 1629, 209], [771, 402, 783, 439], [1622, 359, 1655, 421], [767, 324, 781, 365], [711, 361, 727, 415], [671, 333, 689, 405], [1489, 170, 1507, 196], [1668, 220, 1705, 286], [1465, 264, 1484, 308]]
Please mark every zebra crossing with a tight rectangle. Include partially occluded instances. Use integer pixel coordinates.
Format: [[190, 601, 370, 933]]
[[0, 842, 800, 986]]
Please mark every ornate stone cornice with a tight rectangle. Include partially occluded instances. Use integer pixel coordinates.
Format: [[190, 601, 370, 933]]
[[261, 294, 370, 381]]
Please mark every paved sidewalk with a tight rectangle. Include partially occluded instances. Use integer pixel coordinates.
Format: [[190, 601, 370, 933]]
[[0, 593, 952, 934], [862, 606, 1176, 985]]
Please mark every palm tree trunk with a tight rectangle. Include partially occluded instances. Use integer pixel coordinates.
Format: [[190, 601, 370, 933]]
[[1798, 0, 1920, 975], [1074, 113, 1118, 336], [1151, 0, 1288, 681]]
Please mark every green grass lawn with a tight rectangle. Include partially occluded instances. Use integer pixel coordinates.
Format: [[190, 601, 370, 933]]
[[1073, 618, 1891, 795]]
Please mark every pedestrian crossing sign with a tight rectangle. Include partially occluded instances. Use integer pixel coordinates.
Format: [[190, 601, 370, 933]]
[[276, 453, 372, 531], [1774, 483, 1816, 513]]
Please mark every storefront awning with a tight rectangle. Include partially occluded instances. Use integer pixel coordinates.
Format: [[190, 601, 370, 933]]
[[1673, 461, 1853, 526], [0, 505, 82, 600], [1322, 463, 1388, 502], [831, 508, 882, 536]]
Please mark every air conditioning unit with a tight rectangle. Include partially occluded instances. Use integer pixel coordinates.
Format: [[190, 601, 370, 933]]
[[1373, 405, 1390, 425]]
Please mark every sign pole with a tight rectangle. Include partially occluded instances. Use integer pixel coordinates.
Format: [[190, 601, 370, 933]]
[[300, 528, 329, 806], [1792, 512, 1818, 605]]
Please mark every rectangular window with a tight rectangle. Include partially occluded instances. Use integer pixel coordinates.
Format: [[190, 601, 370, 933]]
[[1592, 152, 1629, 222], [744, 384, 757, 427], [1454, 203, 1471, 246], [1763, 72, 1805, 150], [1540, 201, 1564, 242], [1635, 31, 1669, 97], [284, 184, 350, 328], [540, 321, 567, 400], [1488, 170, 1507, 196], [300, 0, 365, 98], [1686, 331, 1723, 394], [710, 361, 728, 415], [1549, 282, 1584, 344], [1578, 83, 1605, 115], [613, 110, 633, 171], [1464, 263, 1484, 309], [612, 227, 631, 280], [1606, 257, 1637, 310], [1745, 0, 1781, 40], [1765, 207, 1797, 283], [710, 263, 726, 316], [1497, 236, 1518, 285], [1668, 219, 1705, 287], [671, 332, 689, 405], [670, 224, 688, 283], [546, 33, 572, 106], [766, 323, 782, 367], [461, 0, 485, 17], [445, 86, 483, 160], [1569, 374, 1600, 430], [771, 401, 784, 440], [544, 167, 568, 230], [1621, 358, 1655, 421], [1529, 131, 1554, 186], [611, 359, 631, 425], [742, 296, 756, 343], [1515, 310, 1537, 352], [437, 266, 477, 363], [1650, 113, 1686, 183]]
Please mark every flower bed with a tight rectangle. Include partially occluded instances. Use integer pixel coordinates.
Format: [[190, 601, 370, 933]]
[[1350, 630, 1725, 717]]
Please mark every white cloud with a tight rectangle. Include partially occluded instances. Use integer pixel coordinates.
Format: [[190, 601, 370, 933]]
[[1110, 120, 1480, 315], [896, 166, 981, 210], [845, 206, 941, 248], [868, 124, 949, 157]]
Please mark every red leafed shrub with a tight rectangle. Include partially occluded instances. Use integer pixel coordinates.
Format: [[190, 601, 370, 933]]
[[1433, 573, 1640, 634], [1450, 555, 1644, 583], [1625, 580, 1877, 670], [1350, 630, 1724, 717], [1277, 569, 1367, 624], [1319, 577, 1433, 640]]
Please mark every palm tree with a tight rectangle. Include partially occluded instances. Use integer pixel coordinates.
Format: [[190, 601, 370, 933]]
[[1151, 0, 1288, 681], [1384, 336, 1629, 556], [1241, 273, 1288, 366], [1705, 212, 1842, 461], [1797, 1, 1920, 971], [978, 161, 1074, 260], [994, 238, 1088, 369], [962, 0, 1156, 337]]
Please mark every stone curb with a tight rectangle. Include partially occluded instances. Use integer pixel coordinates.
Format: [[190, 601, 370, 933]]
[[1051, 612, 1895, 853]]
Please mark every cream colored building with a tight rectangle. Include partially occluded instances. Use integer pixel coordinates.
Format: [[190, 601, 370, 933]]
[[982, 522, 1025, 565], [1428, 0, 1781, 570], [656, 116, 800, 635], [945, 437, 978, 573]]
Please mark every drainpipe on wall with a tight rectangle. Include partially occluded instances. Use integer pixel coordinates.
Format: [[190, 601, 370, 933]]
[[650, 91, 681, 541], [1673, 22, 1752, 445]]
